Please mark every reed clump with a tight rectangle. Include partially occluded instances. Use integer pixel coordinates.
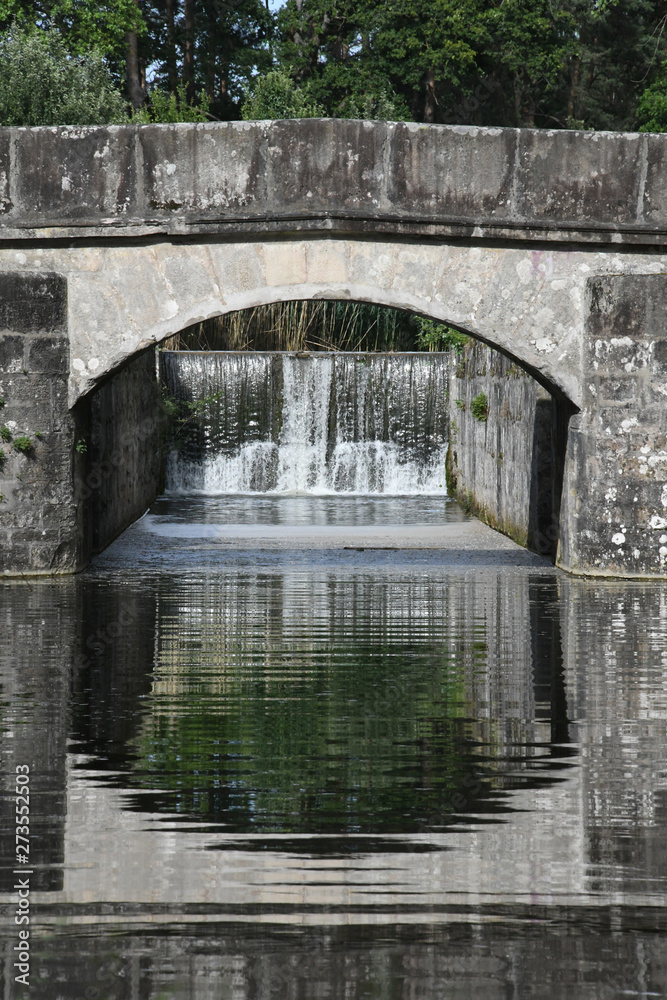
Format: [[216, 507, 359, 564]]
[[163, 301, 467, 353]]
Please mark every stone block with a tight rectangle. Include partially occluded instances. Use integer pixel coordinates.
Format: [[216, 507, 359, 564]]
[[13, 126, 138, 224], [0, 533, 32, 575], [4, 399, 58, 435], [26, 335, 69, 374], [0, 272, 67, 334], [0, 334, 25, 370], [139, 121, 267, 215], [651, 340, 667, 376], [642, 132, 667, 225], [28, 531, 79, 573], [388, 122, 516, 222], [268, 119, 385, 219], [596, 377, 638, 404], [517, 130, 645, 229], [0, 130, 11, 215], [264, 242, 307, 287]]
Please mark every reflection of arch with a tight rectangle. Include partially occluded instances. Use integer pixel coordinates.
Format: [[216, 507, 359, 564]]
[[64, 239, 585, 408]]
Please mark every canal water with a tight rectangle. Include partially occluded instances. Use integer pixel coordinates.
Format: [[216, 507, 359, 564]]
[[1, 354, 667, 997]]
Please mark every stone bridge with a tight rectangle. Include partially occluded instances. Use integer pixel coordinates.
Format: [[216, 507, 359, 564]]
[[0, 119, 666, 577]]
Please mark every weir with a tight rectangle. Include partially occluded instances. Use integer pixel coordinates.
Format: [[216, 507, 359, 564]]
[[162, 352, 449, 496]]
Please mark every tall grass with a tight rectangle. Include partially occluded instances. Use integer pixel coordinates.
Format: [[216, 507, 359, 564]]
[[163, 301, 467, 353]]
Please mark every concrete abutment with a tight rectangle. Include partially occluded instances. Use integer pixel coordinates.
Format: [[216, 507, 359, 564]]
[[447, 273, 667, 578], [558, 274, 667, 577]]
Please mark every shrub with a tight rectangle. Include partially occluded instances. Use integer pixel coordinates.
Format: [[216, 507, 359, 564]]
[[242, 70, 323, 120], [0, 24, 128, 126], [13, 435, 33, 454], [415, 319, 469, 352], [336, 89, 411, 122], [471, 392, 489, 422], [132, 84, 209, 124]]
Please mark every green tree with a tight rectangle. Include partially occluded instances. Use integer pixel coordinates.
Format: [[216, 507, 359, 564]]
[[637, 61, 667, 130], [141, 0, 273, 119], [0, 0, 146, 110], [514, 0, 667, 131], [0, 0, 142, 61], [0, 24, 128, 125], [276, 0, 485, 121], [274, 0, 667, 130]]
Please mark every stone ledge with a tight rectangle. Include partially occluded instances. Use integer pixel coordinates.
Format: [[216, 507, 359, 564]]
[[1, 121, 667, 247]]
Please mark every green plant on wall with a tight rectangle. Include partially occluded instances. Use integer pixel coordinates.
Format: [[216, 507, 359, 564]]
[[471, 392, 489, 421], [12, 435, 34, 454], [471, 392, 489, 422]]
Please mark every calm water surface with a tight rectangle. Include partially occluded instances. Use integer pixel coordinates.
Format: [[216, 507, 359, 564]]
[[1, 497, 667, 997]]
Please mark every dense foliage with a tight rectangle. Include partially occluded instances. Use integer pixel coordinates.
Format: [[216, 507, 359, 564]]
[[1, 0, 667, 129], [276, 0, 667, 130], [241, 69, 322, 120], [0, 24, 128, 125]]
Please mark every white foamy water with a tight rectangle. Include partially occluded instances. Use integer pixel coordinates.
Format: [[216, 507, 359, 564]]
[[162, 352, 449, 495]]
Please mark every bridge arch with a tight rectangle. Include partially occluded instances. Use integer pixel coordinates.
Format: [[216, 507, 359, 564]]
[[64, 238, 583, 408]]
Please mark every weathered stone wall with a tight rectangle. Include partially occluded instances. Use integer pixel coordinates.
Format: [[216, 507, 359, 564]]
[[0, 271, 162, 576], [446, 341, 570, 558], [2, 121, 667, 248], [76, 346, 163, 560], [558, 273, 667, 577], [0, 272, 84, 575]]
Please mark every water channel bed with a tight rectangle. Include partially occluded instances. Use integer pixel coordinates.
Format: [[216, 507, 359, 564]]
[[2, 496, 667, 997]]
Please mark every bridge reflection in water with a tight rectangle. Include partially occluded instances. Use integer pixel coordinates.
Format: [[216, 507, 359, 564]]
[[1, 505, 667, 997]]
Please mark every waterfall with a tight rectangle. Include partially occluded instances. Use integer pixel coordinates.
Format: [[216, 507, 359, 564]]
[[161, 352, 449, 495]]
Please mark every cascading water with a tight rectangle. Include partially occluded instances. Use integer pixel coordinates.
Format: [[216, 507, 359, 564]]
[[161, 352, 449, 495]]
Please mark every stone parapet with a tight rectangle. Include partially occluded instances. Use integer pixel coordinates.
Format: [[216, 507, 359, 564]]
[[0, 121, 666, 246]]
